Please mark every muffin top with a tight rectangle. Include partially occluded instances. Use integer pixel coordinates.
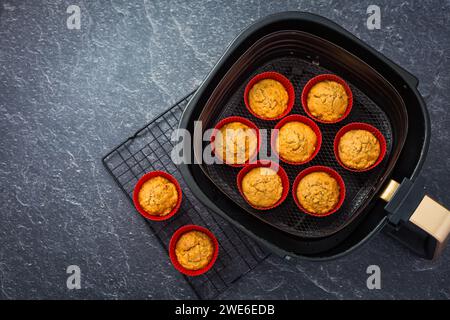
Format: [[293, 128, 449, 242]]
[[296, 171, 340, 215], [248, 79, 289, 119], [306, 80, 348, 121], [241, 167, 283, 208], [338, 129, 381, 170], [175, 231, 214, 270], [138, 176, 178, 216], [276, 121, 317, 163], [215, 121, 258, 165]]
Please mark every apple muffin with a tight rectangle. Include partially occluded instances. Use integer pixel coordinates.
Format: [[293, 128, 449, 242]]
[[175, 231, 214, 270], [306, 80, 348, 122], [138, 176, 178, 216], [248, 79, 289, 119], [276, 121, 318, 163], [296, 171, 340, 215], [338, 129, 381, 170], [241, 167, 283, 208], [215, 121, 258, 165]]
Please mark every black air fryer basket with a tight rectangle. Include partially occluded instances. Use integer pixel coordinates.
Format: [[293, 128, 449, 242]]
[[178, 12, 449, 260]]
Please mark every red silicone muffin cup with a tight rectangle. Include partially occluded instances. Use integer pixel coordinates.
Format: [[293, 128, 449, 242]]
[[169, 224, 219, 277], [132, 171, 182, 221], [292, 166, 346, 217], [244, 71, 295, 121], [236, 160, 290, 211], [210, 116, 261, 167], [271, 114, 323, 165], [301, 74, 353, 124], [334, 122, 387, 172]]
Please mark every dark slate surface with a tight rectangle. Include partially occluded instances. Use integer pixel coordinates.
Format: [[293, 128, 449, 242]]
[[0, 0, 449, 299]]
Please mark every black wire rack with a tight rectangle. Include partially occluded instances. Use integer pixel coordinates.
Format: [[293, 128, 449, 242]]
[[102, 90, 270, 300]]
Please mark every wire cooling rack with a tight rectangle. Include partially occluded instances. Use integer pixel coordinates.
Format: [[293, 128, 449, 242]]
[[102, 90, 269, 299]]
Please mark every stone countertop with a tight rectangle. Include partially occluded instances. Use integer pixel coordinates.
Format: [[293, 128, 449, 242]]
[[0, 0, 449, 299]]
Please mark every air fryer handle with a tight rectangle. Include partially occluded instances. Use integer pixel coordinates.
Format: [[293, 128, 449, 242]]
[[383, 177, 450, 259]]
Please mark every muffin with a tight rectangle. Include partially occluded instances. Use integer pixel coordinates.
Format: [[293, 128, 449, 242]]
[[296, 171, 340, 215], [276, 121, 318, 163], [338, 129, 381, 170], [215, 121, 258, 165], [248, 79, 289, 119], [138, 176, 178, 216], [175, 230, 214, 270], [306, 80, 348, 122], [241, 167, 283, 208]]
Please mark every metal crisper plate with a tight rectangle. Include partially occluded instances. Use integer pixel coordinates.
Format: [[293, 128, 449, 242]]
[[201, 56, 393, 238], [102, 92, 269, 300]]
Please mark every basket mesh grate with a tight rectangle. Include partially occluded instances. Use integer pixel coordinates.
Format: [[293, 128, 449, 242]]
[[201, 56, 393, 238], [102, 92, 269, 299]]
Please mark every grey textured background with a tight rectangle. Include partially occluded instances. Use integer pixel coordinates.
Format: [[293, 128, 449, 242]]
[[0, 0, 449, 299]]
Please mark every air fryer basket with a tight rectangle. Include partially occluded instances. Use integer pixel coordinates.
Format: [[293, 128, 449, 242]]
[[179, 12, 448, 260], [198, 31, 402, 239]]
